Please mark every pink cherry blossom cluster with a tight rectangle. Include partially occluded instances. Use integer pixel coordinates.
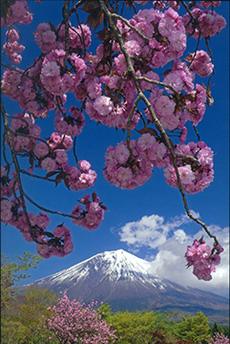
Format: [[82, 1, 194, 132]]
[[183, 7, 226, 39], [200, 1, 221, 9], [189, 50, 214, 78], [207, 332, 230, 344], [36, 224, 74, 259], [34, 133, 97, 191], [34, 132, 97, 191], [131, 7, 187, 66], [1, 69, 22, 101], [2, 63, 57, 117], [34, 22, 57, 53], [1, 198, 15, 224], [164, 141, 214, 194], [34, 21, 92, 54], [3, 206, 49, 243], [183, 83, 207, 126], [185, 238, 224, 281], [38, 132, 71, 169], [1, 163, 98, 256], [35, 134, 97, 192], [104, 140, 152, 190], [0, 185, 73, 258], [85, 94, 140, 130], [71, 192, 106, 231], [9, 112, 41, 152], [1, 167, 18, 198], [151, 1, 180, 11], [163, 59, 195, 94], [46, 291, 116, 343], [57, 22, 92, 51], [40, 49, 87, 97], [146, 61, 207, 128], [46, 132, 73, 151], [104, 135, 169, 190], [84, 46, 140, 130], [2, 20, 91, 117], [65, 160, 97, 192], [1, 0, 33, 27], [83, 6, 188, 130], [54, 106, 85, 137], [3, 28, 25, 64]]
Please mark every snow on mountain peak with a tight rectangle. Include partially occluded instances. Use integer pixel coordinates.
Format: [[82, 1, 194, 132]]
[[101, 249, 152, 275], [34, 249, 159, 286]]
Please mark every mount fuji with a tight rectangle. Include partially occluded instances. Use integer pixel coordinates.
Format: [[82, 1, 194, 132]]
[[27, 249, 229, 325]]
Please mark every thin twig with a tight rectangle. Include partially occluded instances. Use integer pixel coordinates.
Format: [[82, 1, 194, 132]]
[[193, 125, 200, 142], [20, 169, 56, 182], [63, 0, 70, 64], [111, 13, 149, 43], [73, 137, 79, 166], [126, 95, 141, 157], [137, 76, 180, 96], [23, 191, 82, 221], [205, 37, 215, 89]]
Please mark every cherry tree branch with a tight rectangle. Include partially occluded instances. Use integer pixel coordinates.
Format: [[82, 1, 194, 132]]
[[205, 37, 215, 88], [63, 0, 70, 64], [23, 191, 83, 221], [126, 94, 142, 157], [20, 169, 56, 182], [1, 102, 82, 232], [1, 101, 39, 243], [98, 0, 218, 244], [111, 13, 149, 43], [136, 76, 180, 96], [180, 1, 197, 22]]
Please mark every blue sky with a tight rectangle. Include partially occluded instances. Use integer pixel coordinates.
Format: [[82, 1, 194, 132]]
[[1, 1, 229, 298]]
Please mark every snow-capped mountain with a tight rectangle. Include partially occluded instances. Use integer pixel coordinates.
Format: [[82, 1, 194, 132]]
[[32, 249, 173, 298], [28, 249, 229, 324]]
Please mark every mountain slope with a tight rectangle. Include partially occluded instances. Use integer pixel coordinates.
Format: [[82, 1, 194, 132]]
[[27, 249, 229, 325]]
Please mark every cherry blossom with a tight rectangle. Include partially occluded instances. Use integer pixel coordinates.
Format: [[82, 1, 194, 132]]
[[46, 291, 116, 343], [185, 238, 224, 281], [0, 0, 226, 280]]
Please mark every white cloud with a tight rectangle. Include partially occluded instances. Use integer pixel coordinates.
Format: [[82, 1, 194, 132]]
[[118, 213, 192, 249], [117, 214, 229, 297]]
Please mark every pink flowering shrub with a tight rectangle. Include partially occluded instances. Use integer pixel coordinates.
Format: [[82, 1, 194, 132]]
[[46, 291, 117, 344], [203, 333, 230, 344]]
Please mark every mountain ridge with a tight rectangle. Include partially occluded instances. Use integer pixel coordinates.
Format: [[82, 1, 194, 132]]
[[26, 249, 229, 325]]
